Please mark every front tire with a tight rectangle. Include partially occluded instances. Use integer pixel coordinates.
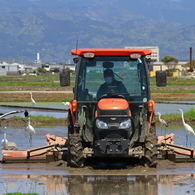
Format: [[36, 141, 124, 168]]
[[143, 134, 158, 168], [67, 133, 84, 168]]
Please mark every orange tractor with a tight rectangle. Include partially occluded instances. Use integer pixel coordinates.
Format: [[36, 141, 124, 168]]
[[60, 48, 166, 167]]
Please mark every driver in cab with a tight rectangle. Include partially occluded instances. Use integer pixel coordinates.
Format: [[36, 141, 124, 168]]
[[97, 68, 129, 100]]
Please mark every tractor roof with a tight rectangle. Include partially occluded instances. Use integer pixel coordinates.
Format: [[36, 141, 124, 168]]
[[71, 48, 152, 56]]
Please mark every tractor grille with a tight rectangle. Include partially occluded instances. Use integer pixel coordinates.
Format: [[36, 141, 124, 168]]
[[99, 131, 128, 139], [99, 109, 128, 116]]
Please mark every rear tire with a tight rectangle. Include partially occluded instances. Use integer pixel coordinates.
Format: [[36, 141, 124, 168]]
[[143, 134, 158, 168], [67, 133, 84, 168]]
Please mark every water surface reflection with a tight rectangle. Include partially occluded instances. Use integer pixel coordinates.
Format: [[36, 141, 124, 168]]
[[0, 174, 194, 195]]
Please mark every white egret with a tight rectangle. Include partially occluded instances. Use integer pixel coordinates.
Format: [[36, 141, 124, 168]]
[[26, 117, 36, 144], [1, 133, 8, 149], [178, 109, 195, 147], [30, 92, 36, 106], [62, 102, 70, 110], [156, 112, 168, 136], [156, 112, 169, 128], [0, 111, 23, 119], [62, 102, 70, 107]]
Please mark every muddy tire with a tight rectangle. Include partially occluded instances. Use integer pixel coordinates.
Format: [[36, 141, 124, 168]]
[[143, 134, 158, 168], [67, 133, 84, 168]]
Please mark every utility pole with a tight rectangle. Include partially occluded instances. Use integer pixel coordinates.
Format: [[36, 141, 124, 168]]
[[189, 47, 193, 72]]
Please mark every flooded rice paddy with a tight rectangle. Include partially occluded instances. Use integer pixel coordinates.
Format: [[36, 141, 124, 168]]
[[0, 102, 195, 194]]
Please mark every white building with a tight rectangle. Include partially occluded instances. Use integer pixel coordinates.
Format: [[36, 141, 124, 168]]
[[0, 61, 26, 75], [151, 61, 188, 71]]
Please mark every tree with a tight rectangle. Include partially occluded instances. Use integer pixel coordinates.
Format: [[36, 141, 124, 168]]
[[37, 67, 47, 73], [161, 56, 178, 71]]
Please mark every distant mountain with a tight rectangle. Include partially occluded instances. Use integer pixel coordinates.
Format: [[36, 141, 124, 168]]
[[0, 0, 194, 63]]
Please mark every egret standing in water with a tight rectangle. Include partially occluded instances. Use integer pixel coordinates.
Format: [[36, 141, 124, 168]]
[[30, 92, 36, 106], [1, 133, 8, 149], [26, 117, 36, 145], [156, 112, 169, 135], [178, 109, 195, 147]]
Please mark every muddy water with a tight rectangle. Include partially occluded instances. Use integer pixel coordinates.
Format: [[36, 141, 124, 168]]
[[1, 161, 195, 194], [1, 124, 195, 194], [0, 171, 195, 195], [1, 103, 195, 194]]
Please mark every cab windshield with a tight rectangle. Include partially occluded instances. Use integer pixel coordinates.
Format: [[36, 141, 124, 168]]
[[76, 56, 149, 102]]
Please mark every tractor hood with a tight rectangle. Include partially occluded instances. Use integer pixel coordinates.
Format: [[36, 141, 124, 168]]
[[98, 98, 129, 110]]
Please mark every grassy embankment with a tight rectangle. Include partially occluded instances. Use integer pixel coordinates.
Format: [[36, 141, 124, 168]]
[[0, 74, 73, 102], [1, 75, 195, 123], [0, 74, 71, 124], [150, 77, 195, 93]]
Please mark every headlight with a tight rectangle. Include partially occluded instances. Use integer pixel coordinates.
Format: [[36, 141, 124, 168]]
[[119, 119, 131, 129], [96, 119, 108, 129]]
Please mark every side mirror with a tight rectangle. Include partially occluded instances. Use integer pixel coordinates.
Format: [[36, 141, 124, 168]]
[[156, 70, 167, 87], [60, 69, 70, 86], [146, 58, 151, 64], [73, 57, 79, 63]]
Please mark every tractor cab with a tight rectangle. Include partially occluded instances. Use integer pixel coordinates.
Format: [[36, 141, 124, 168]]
[[73, 49, 153, 103]]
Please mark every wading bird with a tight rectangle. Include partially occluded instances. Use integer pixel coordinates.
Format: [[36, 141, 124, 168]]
[[30, 92, 36, 106], [62, 102, 70, 107], [26, 117, 36, 144], [1, 133, 8, 149], [156, 112, 169, 128], [156, 112, 169, 136], [0, 111, 23, 119], [178, 109, 195, 147]]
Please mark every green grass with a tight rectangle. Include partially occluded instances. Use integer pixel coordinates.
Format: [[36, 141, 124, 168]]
[[151, 90, 195, 93], [62, 97, 73, 102], [8, 115, 67, 125], [1, 75, 195, 91], [4, 193, 40, 195], [0, 81, 59, 87], [7, 108, 195, 124], [0, 74, 75, 88], [1, 74, 195, 96], [150, 77, 195, 86]]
